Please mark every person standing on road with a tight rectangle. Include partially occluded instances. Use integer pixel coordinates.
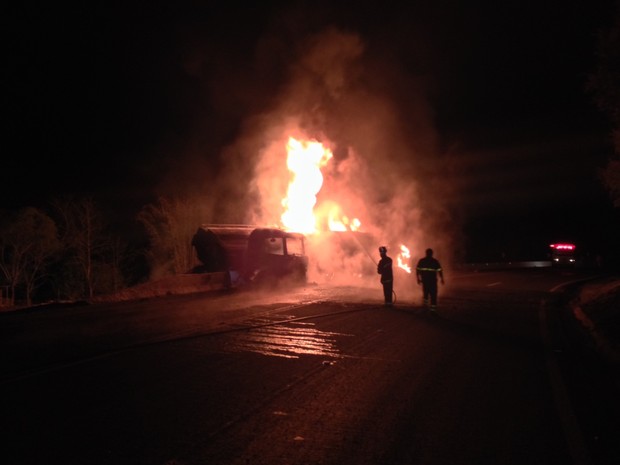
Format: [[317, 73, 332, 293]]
[[416, 248, 444, 310], [377, 246, 393, 306]]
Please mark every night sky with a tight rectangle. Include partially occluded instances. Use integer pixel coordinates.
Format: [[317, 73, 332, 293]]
[[4, 0, 619, 260]]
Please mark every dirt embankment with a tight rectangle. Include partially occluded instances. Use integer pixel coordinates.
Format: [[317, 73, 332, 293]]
[[92, 273, 230, 304], [570, 277, 620, 365]]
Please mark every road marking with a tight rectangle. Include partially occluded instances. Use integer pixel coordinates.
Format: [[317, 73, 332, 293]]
[[487, 282, 502, 287]]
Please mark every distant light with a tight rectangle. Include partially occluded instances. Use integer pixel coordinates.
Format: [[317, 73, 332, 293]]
[[550, 243, 575, 250]]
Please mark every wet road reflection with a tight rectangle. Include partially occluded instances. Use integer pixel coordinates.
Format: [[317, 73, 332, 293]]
[[226, 318, 352, 358]]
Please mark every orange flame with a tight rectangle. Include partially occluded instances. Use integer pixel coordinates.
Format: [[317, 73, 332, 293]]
[[281, 137, 362, 233], [326, 204, 362, 232], [281, 137, 332, 233], [396, 244, 411, 273]]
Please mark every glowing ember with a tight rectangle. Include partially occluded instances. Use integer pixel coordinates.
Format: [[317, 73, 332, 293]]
[[281, 137, 333, 233], [396, 244, 411, 273]]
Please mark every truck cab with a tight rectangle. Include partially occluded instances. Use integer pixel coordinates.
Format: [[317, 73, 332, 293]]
[[191, 225, 308, 286]]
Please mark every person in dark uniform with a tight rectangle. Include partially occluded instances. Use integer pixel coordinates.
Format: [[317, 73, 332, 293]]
[[377, 246, 393, 306], [416, 248, 444, 310]]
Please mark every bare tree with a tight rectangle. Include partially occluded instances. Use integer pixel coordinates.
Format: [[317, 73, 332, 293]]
[[51, 197, 112, 300], [0, 208, 60, 306], [107, 236, 128, 294], [138, 195, 212, 279]]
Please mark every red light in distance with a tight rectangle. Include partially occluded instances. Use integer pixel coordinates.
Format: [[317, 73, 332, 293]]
[[550, 243, 575, 250]]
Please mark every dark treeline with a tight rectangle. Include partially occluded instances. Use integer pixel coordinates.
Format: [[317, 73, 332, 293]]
[[0, 195, 211, 308]]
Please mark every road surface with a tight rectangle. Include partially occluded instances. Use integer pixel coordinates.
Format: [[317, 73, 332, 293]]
[[0, 267, 618, 465]]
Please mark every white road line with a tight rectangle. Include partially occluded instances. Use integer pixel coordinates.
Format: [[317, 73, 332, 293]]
[[486, 282, 502, 287]]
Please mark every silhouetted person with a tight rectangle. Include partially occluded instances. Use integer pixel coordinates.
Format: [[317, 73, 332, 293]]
[[416, 248, 444, 310], [377, 246, 393, 306]]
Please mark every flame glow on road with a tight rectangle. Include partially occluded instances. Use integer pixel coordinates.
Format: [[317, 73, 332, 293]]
[[228, 319, 351, 359]]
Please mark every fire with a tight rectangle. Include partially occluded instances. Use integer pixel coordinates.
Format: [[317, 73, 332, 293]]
[[280, 137, 361, 234], [278, 136, 412, 279], [326, 204, 362, 232], [281, 137, 333, 233], [396, 244, 411, 273]]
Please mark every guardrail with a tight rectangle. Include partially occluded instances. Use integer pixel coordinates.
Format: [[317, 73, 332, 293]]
[[455, 261, 553, 271]]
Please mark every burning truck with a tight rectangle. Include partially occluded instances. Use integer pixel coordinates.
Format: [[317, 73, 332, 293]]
[[191, 224, 309, 286], [190, 224, 390, 287], [191, 136, 416, 287]]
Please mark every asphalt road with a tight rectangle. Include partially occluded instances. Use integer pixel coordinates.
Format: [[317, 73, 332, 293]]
[[1, 268, 618, 465]]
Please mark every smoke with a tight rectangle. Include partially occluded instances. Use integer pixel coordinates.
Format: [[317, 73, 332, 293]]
[[199, 23, 457, 293]]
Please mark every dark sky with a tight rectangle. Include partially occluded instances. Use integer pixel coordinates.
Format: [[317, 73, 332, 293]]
[[4, 0, 619, 256]]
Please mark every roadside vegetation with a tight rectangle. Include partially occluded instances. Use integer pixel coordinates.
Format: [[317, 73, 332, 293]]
[[588, 5, 620, 207], [0, 194, 211, 309]]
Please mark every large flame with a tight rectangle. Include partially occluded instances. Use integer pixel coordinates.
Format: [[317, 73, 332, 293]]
[[278, 136, 413, 281], [281, 137, 333, 233], [281, 137, 361, 234]]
